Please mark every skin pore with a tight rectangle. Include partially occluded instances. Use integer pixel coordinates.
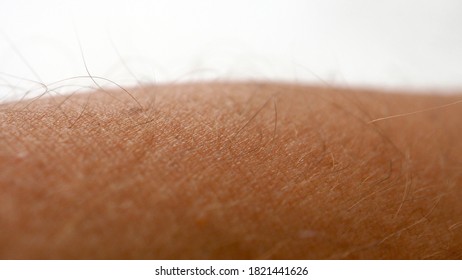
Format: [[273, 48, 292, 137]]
[[0, 82, 461, 259]]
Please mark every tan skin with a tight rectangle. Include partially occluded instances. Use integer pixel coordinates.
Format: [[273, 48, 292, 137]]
[[0, 82, 461, 259]]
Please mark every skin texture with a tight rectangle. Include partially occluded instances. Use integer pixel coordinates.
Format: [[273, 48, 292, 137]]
[[0, 82, 461, 259]]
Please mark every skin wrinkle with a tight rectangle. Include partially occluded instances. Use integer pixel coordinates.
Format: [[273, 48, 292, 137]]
[[0, 82, 461, 259]]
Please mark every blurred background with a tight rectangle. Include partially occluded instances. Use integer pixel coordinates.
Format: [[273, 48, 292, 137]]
[[1, 0, 461, 101]]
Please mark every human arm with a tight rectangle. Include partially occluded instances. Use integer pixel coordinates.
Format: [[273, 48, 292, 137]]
[[1, 82, 461, 259]]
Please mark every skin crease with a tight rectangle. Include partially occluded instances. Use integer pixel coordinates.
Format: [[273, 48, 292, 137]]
[[0, 82, 461, 259]]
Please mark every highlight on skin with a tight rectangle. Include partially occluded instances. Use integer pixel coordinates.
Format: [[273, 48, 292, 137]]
[[0, 80, 461, 259]]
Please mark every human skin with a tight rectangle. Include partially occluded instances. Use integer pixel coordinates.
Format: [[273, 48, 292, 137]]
[[0, 82, 461, 259]]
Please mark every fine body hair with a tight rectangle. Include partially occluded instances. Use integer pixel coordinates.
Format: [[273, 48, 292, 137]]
[[0, 82, 461, 259]]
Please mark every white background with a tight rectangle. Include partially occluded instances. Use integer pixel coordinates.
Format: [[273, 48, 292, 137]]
[[1, 0, 462, 101]]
